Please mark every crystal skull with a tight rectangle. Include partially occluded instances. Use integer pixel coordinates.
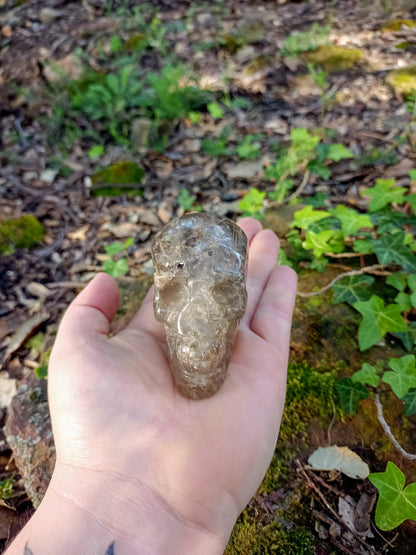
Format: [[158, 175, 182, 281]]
[[151, 212, 248, 399]]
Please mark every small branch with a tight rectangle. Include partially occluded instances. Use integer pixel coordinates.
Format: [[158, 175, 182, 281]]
[[374, 392, 416, 461], [287, 170, 311, 202], [297, 264, 386, 297]]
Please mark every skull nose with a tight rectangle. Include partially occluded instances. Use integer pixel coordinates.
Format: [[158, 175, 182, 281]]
[[177, 300, 220, 336]]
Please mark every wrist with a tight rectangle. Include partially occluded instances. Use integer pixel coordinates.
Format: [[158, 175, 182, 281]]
[[7, 462, 228, 555]]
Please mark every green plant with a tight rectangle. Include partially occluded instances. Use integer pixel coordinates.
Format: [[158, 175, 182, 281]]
[[291, 172, 416, 350], [102, 238, 134, 277], [369, 462, 416, 531], [281, 23, 331, 58], [236, 135, 261, 159], [201, 128, 233, 157], [238, 188, 266, 219], [0, 476, 15, 500], [264, 128, 354, 203], [336, 355, 416, 531], [177, 189, 197, 211]]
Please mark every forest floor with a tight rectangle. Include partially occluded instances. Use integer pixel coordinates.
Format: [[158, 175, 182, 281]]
[[1, 0, 416, 553]]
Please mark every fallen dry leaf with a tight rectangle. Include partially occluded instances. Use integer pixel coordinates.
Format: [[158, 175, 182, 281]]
[[307, 445, 369, 479], [1, 313, 50, 367]]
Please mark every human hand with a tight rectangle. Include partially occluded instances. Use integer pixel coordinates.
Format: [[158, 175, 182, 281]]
[[8, 217, 297, 555]]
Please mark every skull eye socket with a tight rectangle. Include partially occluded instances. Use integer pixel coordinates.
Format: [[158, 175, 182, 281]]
[[212, 279, 240, 304], [159, 281, 186, 305], [212, 279, 246, 318]]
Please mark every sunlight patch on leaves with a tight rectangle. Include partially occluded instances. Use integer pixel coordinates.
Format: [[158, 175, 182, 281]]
[[361, 178, 406, 212]]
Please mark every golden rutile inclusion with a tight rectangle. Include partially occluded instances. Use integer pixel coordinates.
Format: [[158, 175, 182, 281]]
[[151, 213, 248, 399]]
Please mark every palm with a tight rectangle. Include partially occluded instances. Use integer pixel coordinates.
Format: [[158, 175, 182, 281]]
[[48, 218, 297, 539]]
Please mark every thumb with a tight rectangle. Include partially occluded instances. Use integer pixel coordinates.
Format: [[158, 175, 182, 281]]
[[55, 273, 120, 342]]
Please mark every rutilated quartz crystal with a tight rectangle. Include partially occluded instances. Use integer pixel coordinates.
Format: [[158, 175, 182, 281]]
[[151, 212, 248, 399]]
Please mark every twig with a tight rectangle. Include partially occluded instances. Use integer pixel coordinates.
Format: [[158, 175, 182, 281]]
[[297, 264, 386, 297], [287, 170, 311, 202], [297, 461, 378, 554], [374, 392, 416, 461]]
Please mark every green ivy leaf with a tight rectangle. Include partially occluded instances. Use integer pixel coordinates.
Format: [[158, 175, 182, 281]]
[[361, 178, 406, 212], [291, 205, 330, 230], [395, 291, 412, 312], [382, 355, 416, 398], [386, 272, 407, 291], [351, 363, 380, 387], [177, 189, 196, 211], [332, 275, 375, 305], [330, 205, 372, 237], [408, 193, 416, 213], [306, 159, 331, 179], [238, 188, 266, 218], [403, 389, 416, 416], [408, 274, 416, 292], [335, 377, 369, 415], [207, 102, 224, 119], [353, 295, 408, 351], [370, 207, 409, 233], [325, 143, 355, 162], [372, 232, 416, 272], [102, 258, 129, 277], [303, 229, 334, 258], [411, 290, 416, 310], [369, 461, 416, 531], [352, 238, 375, 254]]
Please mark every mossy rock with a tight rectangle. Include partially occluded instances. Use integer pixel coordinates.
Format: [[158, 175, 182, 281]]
[[0, 215, 45, 255], [386, 66, 416, 97], [381, 19, 416, 32], [305, 45, 362, 72], [221, 20, 266, 53], [123, 33, 147, 51]]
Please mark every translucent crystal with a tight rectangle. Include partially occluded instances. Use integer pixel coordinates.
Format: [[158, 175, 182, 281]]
[[152, 213, 248, 399]]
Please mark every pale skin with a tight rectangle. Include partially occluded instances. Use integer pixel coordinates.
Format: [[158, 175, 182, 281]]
[[5, 217, 297, 555]]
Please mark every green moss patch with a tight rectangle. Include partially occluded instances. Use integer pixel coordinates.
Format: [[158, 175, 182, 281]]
[[381, 19, 416, 32], [305, 45, 362, 72], [0, 215, 45, 255], [386, 66, 416, 97]]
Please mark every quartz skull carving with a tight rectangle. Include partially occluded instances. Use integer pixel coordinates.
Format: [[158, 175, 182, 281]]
[[151, 213, 248, 399]]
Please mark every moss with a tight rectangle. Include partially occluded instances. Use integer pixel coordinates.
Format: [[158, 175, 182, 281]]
[[386, 66, 416, 97], [0, 215, 45, 255], [226, 510, 315, 555], [381, 19, 416, 32], [305, 45, 362, 72], [123, 33, 147, 51], [260, 363, 337, 494]]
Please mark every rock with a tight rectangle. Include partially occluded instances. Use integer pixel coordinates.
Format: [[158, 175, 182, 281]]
[[42, 53, 83, 84], [305, 45, 362, 72], [130, 117, 151, 152], [40, 8, 63, 24], [223, 159, 265, 181], [157, 199, 173, 224], [381, 19, 416, 32], [263, 205, 306, 237], [4, 372, 55, 508], [386, 66, 416, 97]]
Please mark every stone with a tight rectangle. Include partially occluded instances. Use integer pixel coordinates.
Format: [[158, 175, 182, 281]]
[[386, 66, 416, 97], [4, 372, 55, 508], [305, 45, 362, 73], [152, 213, 247, 399]]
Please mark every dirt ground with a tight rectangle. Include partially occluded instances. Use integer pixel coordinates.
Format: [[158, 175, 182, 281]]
[[1, 0, 416, 552]]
